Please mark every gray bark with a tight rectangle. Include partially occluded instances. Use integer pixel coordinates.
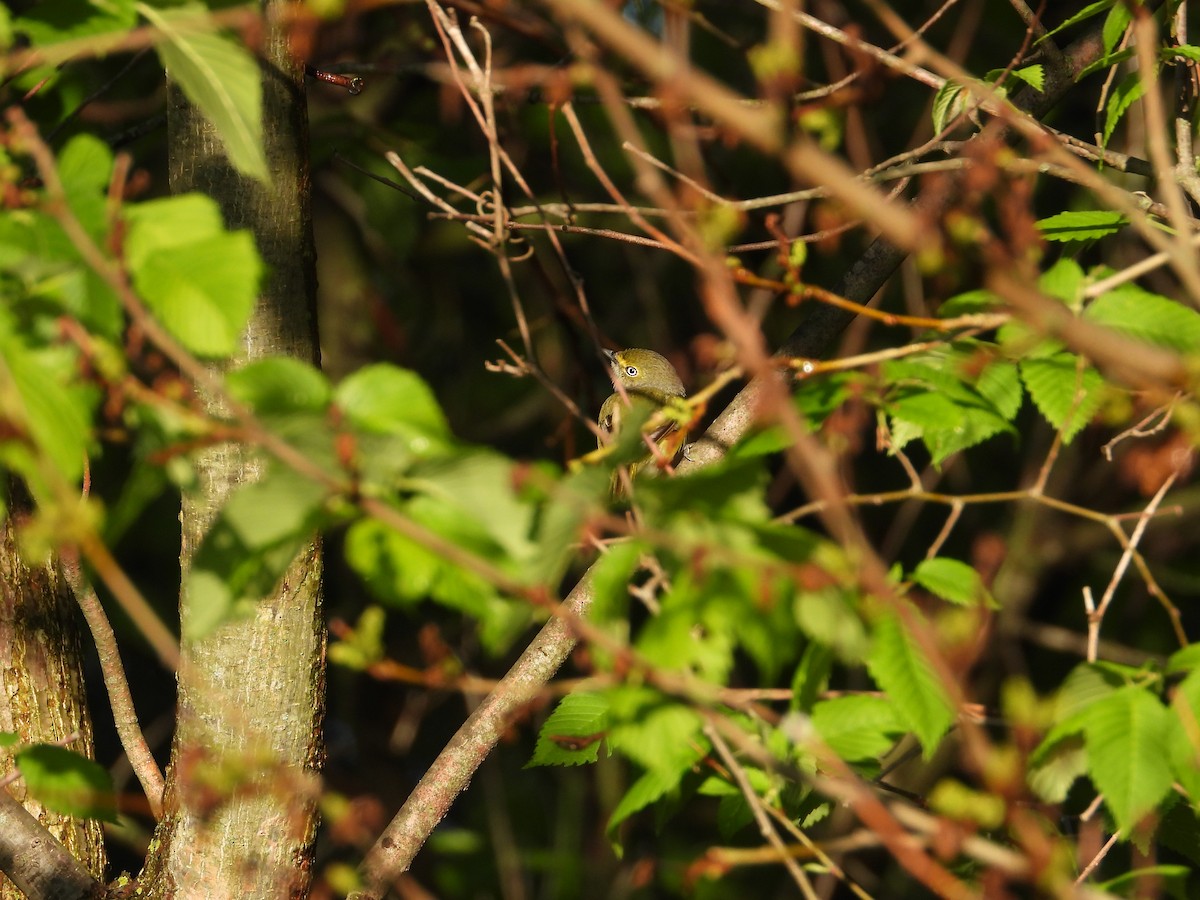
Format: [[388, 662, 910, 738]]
[[138, 10, 325, 899]]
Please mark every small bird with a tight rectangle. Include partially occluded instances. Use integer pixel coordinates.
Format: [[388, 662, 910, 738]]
[[598, 348, 687, 492]]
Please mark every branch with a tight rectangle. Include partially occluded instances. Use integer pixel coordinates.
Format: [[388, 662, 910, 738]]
[[0, 789, 101, 900]]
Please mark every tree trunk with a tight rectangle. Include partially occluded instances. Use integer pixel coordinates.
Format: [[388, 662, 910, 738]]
[[137, 8, 325, 898], [0, 493, 105, 900]]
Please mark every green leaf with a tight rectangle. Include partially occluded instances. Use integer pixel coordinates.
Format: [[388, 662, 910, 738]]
[[1165, 45, 1200, 63], [812, 695, 903, 761], [608, 703, 705, 774], [912, 558, 997, 608], [795, 588, 868, 663], [335, 363, 451, 445], [1167, 645, 1200, 675], [1100, 865, 1191, 900], [3, 346, 93, 486], [343, 500, 532, 654], [607, 763, 691, 851], [937, 289, 1002, 317], [931, 80, 967, 134], [528, 693, 610, 768], [1077, 47, 1136, 80], [1039, 258, 1085, 307], [1085, 685, 1173, 834], [1019, 353, 1105, 443], [409, 452, 535, 571], [184, 467, 327, 638], [14, 0, 134, 48], [1037, 0, 1113, 44], [0, 6, 12, 50], [1029, 665, 1123, 804], [16, 744, 118, 822], [123, 194, 262, 358], [1168, 669, 1200, 805], [867, 608, 955, 758], [1103, 71, 1146, 145], [1028, 733, 1088, 804], [533, 466, 605, 587], [789, 643, 833, 714], [1101, 0, 1132, 54], [344, 517, 440, 607], [1085, 284, 1200, 352], [585, 538, 643, 623], [57, 134, 113, 239], [1006, 64, 1044, 92], [887, 386, 1013, 464], [225, 358, 331, 415], [1036, 210, 1127, 242], [975, 360, 1023, 421], [141, 2, 269, 183]]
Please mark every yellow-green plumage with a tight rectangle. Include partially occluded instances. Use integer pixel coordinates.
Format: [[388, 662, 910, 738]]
[[598, 348, 686, 493]]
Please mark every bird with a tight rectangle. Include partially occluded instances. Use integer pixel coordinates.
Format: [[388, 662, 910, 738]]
[[597, 348, 687, 493]]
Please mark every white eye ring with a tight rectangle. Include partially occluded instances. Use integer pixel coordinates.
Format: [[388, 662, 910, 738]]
[[625, 365, 638, 377]]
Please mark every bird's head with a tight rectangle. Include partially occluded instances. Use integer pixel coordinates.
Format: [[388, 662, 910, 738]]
[[604, 348, 685, 402]]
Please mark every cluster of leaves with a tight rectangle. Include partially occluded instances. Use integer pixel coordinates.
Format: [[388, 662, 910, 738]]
[[878, 254, 1200, 466]]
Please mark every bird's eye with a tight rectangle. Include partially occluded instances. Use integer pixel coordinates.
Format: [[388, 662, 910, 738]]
[[625, 365, 638, 377]]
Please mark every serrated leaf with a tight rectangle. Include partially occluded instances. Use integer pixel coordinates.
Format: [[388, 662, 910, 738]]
[[975, 360, 1023, 420], [16, 744, 117, 822], [142, 2, 269, 183], [1036, 210, 1127, 242], [1007, 64, 1043, 92], [1038, 0, 1113, 43], [912, 557, 997, 608], [1019, 354, 1104, 443], [931, 80, 967, 133], [1085, 686, 1173, 833], [812, 695, 903, 761], [887, 387, 1013, 465], [867, 608, 955, 758], [528, 693, 610, 768], [607, 763, 690, 850], [1103, 71, 1146, 145], [1085, 285, 1200, 352]]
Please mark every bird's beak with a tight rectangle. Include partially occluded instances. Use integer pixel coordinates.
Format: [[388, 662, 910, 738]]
[[602, 349, 616, 364]]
